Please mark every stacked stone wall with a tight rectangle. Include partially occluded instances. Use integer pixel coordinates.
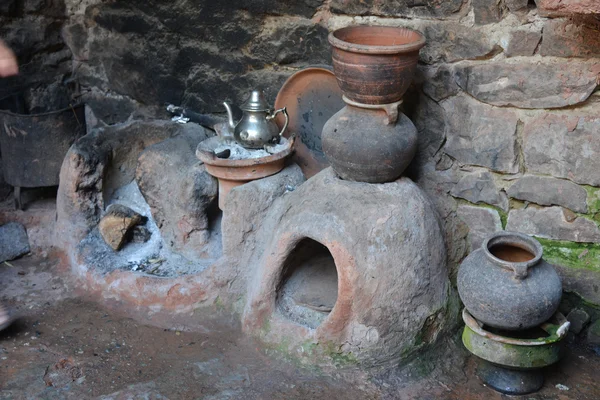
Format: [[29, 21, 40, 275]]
[[3, 0, 600, 308]]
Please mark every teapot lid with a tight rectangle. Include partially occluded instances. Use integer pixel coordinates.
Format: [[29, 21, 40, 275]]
[[241, 90, 271, 112]]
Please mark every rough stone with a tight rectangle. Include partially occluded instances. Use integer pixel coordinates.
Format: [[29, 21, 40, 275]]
[[136, 125, 218, 259], [454, 62, 600, 109], [420, 22, 499, 64], [442, 95, 519, 173], [523, 115, 600, 186], [130, 225, 152, 244], [329, 0, 465, 18], [248, 18, 330, 65], [587, 319, 600, 346], [419, 64, 459, 102], [0, 222, 30, 262], [473, 0, 502, 24], [540, 18, 600, 58], [405, 93, 446, 163], [507, 175, 588, 213], [505, 0, 529, 11], [457, 205, 503, 252], [451, 171, 508, 211], [506, 206, 600, 243], [505, 31, 541, 57], [56, 120, 201, 248], [243, 168, 452, 366], [567, 308, 590, 334], [536, 0, 600, 16], [98, 204, 144, 251]]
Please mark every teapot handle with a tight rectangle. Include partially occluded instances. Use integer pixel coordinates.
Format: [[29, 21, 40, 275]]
[[267, 107, 289, 137]]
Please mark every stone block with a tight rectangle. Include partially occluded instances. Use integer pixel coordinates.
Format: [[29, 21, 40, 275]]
[[567, 308, 590, 334], [523, 115, 600, 186], [505, 0, 529, 11], [420, 64, 459, 102], [99, 204, 144, 251], [454, 61, 600, 109], [473, 0, 502, 24], [540, 18, 600, 58], [136, 125, 217, 259], [451, 171, 508, 211], [587, 319, 600, 346], [506, 207, 600, 243], [457, 205, 503, 252], [536, 0, 600, 16], [505, 31, 541, 57], [0, 222, 30, 262], [329, 0, 465, 18], [507, 175, 588, 213], [420, 22, 499, 64], [442, 95, 519, 173]]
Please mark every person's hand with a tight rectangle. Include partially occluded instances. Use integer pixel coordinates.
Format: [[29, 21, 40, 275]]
[[0, 40, 18, 77]]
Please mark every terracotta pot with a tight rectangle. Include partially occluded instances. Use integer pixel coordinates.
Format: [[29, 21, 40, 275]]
[[329, 26, 426, 105], [457, 232, 562, 331], [321, 99, 417, 183]]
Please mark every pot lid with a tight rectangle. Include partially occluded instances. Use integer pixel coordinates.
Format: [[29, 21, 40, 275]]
[[241, 90, 271, 111]]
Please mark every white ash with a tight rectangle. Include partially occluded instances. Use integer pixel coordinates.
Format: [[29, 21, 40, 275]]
[[214, 137, 290, 160], [78, 180, 221, 277]]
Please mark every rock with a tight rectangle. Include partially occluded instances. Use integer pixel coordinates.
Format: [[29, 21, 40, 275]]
[[56, 120, 196, 248], [329, 0, 465, 18], [442, 95, 519, 173], [505, 31, 541, 57], [523, 115, 600, 186], [454, 61, 600, 109], [0, 222, 30, 262], [248, 17, 330, 65], [473, 0, 502, 24], [420, 22, 499, 64], [567, 308, 590, 334], [406, 94, 446, 163], [457, 205, 503, 251], [451, 171, 508, 211], [536, 0, 600, 16], [505, 0, 529, 11], [507, 175, 588, 213], [506, 207, 600, 243], [43, 358, 84, 388], [420, 64, 459, 102], [540, 18, 600, 58], [130, 225, 151, 243], [587, 319, 600, 346], [136, 124, 217, 259], [243, 168, 452, 366], [99, 204, 144, 251]]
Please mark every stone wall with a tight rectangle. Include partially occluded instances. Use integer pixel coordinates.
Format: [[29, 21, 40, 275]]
[[4, 1, 600, 310]]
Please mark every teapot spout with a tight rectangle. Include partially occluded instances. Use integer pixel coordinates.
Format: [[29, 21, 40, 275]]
[[223, 102, 237, 130]]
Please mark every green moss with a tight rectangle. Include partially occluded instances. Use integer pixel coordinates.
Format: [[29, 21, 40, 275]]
[[536, 237, 600, 272], [584, 185, 600, 214]]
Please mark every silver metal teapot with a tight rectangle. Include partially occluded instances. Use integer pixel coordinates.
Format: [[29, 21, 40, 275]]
[[223, 90, 289, 149]]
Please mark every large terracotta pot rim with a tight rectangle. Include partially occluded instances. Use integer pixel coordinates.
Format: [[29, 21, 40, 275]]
[[482, 231, 543, 278], [328, 25, 426, 55]]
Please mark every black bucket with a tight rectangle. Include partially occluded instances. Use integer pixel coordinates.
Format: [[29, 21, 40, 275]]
[[0, 104, 86, 208]]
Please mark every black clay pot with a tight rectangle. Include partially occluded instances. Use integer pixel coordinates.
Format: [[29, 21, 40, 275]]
[[321, 103, 417, 183], [457, 232, 562, 331]]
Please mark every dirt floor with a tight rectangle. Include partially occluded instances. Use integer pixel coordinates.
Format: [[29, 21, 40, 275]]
[[1, 254, 600, 399]]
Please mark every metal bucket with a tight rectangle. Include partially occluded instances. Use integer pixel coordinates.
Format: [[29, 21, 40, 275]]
[[0, 104, 86, 208]]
